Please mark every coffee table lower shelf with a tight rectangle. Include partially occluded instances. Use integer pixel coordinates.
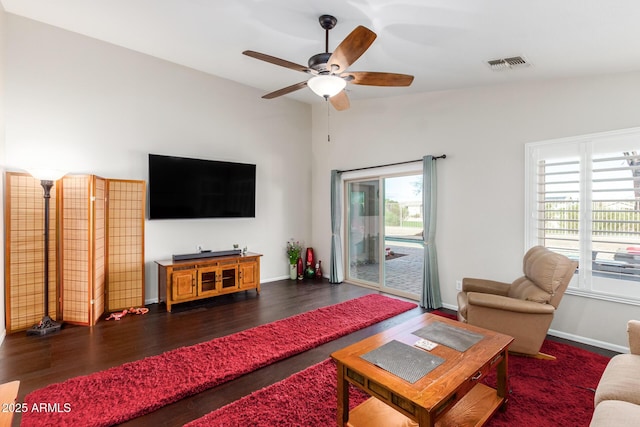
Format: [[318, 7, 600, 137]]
[[347, 383, 504, 427]]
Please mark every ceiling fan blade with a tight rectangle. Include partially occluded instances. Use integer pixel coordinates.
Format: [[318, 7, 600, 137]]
[[345, 71, 414, 87], [330, 90, 350, 111], [262, 81, 308, 99], [243, 50, 310, 73], [327, 26, 377, 73]]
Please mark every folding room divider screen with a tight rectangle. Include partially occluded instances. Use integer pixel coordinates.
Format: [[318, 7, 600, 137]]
[[4, 172, 145, 332]]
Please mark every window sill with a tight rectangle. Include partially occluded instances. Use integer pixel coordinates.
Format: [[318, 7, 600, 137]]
[[566, 288, 640, 307]]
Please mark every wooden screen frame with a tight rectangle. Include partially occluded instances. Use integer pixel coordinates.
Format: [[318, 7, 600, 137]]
[[105, 179, 146, 311], [58, 175, 107, 326], [4, 172, 60, 332]]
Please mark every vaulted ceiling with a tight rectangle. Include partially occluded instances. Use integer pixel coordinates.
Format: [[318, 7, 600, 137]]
[[3, 0, 640, 105]]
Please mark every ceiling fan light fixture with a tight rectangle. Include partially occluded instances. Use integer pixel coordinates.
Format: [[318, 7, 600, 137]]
[[307, 75, 346, 98]]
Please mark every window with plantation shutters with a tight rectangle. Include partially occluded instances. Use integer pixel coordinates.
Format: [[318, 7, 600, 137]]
[[536, 158, 580, 261], [591, 153, 640, 281], [526, 127, 640, 302]]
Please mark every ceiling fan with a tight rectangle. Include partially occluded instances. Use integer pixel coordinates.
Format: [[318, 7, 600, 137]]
[[243, 14, 414, 111]]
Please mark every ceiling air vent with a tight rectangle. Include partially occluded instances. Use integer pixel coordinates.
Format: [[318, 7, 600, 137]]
[[487, 55, 530, 71]]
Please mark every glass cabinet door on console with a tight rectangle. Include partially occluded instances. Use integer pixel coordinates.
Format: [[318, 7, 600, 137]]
[[218, 264, 238, 293], [198, 264, 238, 295], [198, 266, 219, 296]]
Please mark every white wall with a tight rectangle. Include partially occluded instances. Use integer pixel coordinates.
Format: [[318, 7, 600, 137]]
[[0, 5, 7, 342], [3, 12, 639, 351], [311, 73, 640, 350], [3, 14, 312, 305]]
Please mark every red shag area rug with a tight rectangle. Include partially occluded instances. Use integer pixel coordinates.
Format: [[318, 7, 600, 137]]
[[188, 336, 610, 426], [22, 294, 416, 427], [485, 339, 609, 426], [186, 359, 368, 427]]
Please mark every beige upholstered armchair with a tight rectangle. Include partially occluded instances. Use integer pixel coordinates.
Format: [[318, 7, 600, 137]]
[[457, 246, 577, 359]]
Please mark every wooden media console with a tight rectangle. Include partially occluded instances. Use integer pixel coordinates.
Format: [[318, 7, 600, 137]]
[[156, 252, 262, 312]]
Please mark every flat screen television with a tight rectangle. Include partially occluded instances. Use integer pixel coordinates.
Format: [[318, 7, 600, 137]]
[[148, 154, 256, 219]]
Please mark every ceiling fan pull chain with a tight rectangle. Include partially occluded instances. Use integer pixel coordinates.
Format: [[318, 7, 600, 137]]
[[327, 98, 331, 142]]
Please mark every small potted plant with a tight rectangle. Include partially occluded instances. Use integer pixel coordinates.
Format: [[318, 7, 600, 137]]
[[286, 239, 303, 280]]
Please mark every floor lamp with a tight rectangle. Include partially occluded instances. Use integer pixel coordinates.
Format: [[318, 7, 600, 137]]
[[27, 169, 66, 336]]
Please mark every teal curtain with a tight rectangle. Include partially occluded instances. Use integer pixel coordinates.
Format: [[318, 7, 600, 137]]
[[420, 155, 442, 308], [329, 170, 344, 283]]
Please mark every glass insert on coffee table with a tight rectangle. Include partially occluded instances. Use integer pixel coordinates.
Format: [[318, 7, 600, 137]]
[[330, 312, 514, 427]]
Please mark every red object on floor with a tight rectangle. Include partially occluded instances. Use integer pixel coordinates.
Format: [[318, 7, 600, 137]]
[[105, 307, 149, 320], [187, 339, 609, 427], [430, 309, 457, 320], [22, 294, 416, 427]]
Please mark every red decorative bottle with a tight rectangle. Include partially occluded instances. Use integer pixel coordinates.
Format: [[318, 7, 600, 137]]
[[305, 247, 314, 267], [297, 257, 303, 280], [315, 260, 322, 280]]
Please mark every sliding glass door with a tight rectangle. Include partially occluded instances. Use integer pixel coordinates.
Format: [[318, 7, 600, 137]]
[[383, 175, 424, 297], [348, 180, 381, 284], [346, 173, 423, 299]]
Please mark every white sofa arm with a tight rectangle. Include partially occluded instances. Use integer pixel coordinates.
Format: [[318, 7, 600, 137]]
[[628, 320, 640, 355]]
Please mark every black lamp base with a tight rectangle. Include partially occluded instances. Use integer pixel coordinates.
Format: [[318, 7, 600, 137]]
[[26, 315, 62, 336]]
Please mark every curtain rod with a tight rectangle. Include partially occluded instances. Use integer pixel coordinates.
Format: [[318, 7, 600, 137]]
[[337, 154, 446, 174]]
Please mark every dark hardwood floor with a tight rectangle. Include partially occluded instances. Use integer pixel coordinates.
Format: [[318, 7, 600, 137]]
[[1, 279, 617, 426]]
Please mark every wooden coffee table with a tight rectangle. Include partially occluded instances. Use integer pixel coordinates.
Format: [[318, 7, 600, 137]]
[[331, 313, 513, 427]]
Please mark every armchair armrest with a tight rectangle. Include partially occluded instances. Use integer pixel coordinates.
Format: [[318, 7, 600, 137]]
[[628, 320, 640, 355], [462, 278, 510, 296], [467, 292, 556, 315]]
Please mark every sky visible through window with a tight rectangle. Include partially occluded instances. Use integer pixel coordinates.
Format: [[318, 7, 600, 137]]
[[385, 175, 422, 202]]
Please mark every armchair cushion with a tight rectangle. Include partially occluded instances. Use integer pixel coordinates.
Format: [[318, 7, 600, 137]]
[[522, 245, 576, 295], [507, 277, 553, 304]]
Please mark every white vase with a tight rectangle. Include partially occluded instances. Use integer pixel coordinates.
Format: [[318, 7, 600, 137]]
[[289, 263, 297, 280]]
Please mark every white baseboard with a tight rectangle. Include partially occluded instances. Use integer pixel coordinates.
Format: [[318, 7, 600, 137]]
[[0, 328, 5, 347], [547, 328, 628, 354], [262, 275, 290, 283], [441, 302, 458, 311], [440, 302, 627, 354]]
